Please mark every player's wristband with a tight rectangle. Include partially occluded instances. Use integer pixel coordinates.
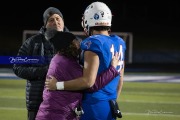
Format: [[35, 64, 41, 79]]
[[56, 82, 64, 90]]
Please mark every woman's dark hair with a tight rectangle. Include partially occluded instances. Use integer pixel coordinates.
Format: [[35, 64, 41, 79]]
[[57, 41, 80, 59], [50, 31, 80, 59]]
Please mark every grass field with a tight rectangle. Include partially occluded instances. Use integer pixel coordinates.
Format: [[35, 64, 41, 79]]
[[0, 78, 180, 120]]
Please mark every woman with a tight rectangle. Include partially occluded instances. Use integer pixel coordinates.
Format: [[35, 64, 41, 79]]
[[36, 31, 120, 120]]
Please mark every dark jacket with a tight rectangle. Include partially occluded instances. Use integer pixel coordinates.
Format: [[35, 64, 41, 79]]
[[13, 26, 69, 111]]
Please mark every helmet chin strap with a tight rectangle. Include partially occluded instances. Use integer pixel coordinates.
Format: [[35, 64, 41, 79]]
[[83, 28, 89, 36]]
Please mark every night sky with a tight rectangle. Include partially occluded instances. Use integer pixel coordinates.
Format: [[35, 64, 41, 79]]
[[0, 0, 180, 64], [2, 0, 179, 31]]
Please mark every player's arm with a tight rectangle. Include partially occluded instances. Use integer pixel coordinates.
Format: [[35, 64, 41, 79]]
[[86, 53, 120, 92], [46, 50, 99, 90], [64, 50, 99, 90], [45, 52, 120, 91]]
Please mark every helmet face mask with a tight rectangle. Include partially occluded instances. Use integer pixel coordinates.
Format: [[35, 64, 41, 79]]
[[81, 16, 88, 35], [82, 2, 112, 35]]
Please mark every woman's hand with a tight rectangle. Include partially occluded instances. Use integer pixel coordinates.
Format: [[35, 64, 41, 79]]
[[111, 52, 120, 68]]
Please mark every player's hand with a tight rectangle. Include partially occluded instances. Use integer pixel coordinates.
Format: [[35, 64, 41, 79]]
[[45, 75, 57, 90], [111, 52, 120, 68]]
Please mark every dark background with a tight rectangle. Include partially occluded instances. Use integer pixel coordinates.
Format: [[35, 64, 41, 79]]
[[0, 0, 180, 71]]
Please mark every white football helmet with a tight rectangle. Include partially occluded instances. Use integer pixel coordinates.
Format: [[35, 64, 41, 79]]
[[81, 1, 112, 35]]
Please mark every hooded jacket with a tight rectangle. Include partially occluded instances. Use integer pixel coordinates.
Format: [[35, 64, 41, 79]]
[[13, 26, 69, 110]]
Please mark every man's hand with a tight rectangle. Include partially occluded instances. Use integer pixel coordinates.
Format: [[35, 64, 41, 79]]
[[45, 75, 58, 90]]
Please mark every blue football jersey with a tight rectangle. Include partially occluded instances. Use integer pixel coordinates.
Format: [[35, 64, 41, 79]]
[[81, 34, 126, 102]]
